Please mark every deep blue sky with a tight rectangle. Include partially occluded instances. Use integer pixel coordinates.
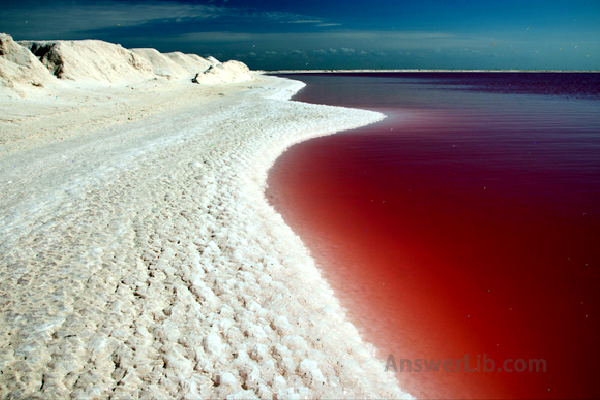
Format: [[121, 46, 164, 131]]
[[2, 0, 599, 70]]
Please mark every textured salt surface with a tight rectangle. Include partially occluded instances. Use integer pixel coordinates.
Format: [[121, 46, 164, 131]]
[[0, 74, 414, 399]]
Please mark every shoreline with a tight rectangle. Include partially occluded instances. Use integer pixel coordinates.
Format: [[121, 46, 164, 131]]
[[0, 74, 414, 398]]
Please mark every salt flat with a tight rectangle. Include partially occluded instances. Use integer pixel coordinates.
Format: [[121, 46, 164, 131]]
[[0, 34, 413, 399]]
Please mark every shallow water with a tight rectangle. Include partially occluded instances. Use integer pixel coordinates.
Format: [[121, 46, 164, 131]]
[[267, 73, 600, 399]]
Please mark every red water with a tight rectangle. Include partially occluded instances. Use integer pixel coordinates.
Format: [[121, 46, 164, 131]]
[[266, 74, 600, 399]]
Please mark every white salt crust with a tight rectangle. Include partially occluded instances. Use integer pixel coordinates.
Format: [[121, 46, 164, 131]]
[[0, 75, 415, 399]]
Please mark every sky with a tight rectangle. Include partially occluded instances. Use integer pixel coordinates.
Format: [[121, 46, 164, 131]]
[[2, 0, 599, 71]]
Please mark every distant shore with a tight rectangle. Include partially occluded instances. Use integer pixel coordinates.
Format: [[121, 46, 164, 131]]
[[260, 69, 600, 74]]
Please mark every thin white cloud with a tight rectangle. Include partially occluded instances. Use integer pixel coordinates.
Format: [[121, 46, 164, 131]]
[[1, 1, 232, 38], [287, 20, 323, 24], [340, 48, 355, 54], [179, 32, 256, 42], [260, 12, 342, 26], [3, 2, 342, 39], [260, 12, 323, 24]]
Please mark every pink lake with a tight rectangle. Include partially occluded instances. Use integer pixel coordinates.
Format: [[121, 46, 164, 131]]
[[267, 73, 600, 399]]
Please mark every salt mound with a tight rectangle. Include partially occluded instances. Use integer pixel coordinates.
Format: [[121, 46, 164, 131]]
[[2, 33, 252, 87], [164, 51, 213, 75], [130, 49, 217, 81], [192, 60, 253, 84], [130, 48, 190, 80], [0, 33, 53, 90], [187, 53, 212, 64], [17, 38, 154, 83]]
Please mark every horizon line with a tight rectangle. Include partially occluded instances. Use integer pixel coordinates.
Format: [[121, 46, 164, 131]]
[[259, 69, 599, 74]]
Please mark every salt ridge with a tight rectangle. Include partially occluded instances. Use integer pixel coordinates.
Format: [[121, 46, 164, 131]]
[[0, 32, 252, 96]]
